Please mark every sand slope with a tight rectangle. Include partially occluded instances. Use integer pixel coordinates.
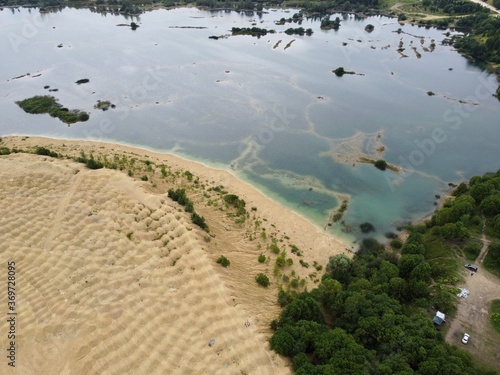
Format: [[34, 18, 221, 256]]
[[0, 136, 350, 374], [0, 153, 287, 374]]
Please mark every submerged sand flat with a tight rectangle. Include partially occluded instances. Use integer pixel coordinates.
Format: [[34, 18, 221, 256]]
[[0, 137, 348, 374]]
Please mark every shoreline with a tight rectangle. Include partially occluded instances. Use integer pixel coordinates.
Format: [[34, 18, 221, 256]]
[[1, 134, 351, 261], [0, 134, 352, 373]]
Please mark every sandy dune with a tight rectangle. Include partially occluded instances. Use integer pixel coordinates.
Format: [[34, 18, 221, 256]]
[[0, 136, 349, 374]]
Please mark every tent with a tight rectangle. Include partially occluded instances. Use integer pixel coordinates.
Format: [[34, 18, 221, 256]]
[[433, 311, 446, 325]]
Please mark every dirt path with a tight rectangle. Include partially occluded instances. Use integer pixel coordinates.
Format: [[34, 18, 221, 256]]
[[445, 258, 500, 369], [469, 0, 500, 15], [391, 0, 499, 19], [40, 171, 83, 250], [477, 216, 491, 264]]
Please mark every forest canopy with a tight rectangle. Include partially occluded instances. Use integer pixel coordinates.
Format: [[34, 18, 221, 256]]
[[270, 170, 500, 374]]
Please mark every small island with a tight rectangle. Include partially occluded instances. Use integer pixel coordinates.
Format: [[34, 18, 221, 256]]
[[231, 27, 275, 37], [333, 67, 356, 77], [16, 95, 89, 124], [284, 27, 313, 36], [320, 15, 341, 30], [358, 157, 399, 172], [94, 100, 115, 111], [75, 78, 90, 85]]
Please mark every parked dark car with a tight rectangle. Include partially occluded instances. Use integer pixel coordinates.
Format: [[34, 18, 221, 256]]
[[465, 264, 478, 272]]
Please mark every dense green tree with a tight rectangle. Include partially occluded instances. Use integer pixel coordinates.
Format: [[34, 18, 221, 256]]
[[374, 159, 387, 171], [376, 260, 399, 283], [402, 241, 426, 255], [388, 277, 407, 301], [398, 254, 426, 280], [453, 182, 468, 196], [279, 296, 325, 326], [484, 243, 500, 272], [469, 181, 495, 203], [326, 254, 352, 285], [480, 193, 500, 216], [314, 328, 373, 372], [494, 214, 500, 236], [451, 195, 475, 218], [316, 278, 342, 313], [439, 221, 470, 240], [270, 320, 326, 357], [409, 261, 432, 283]]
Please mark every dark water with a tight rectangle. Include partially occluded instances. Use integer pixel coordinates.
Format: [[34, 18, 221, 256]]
[[1, 7, 499, 245]]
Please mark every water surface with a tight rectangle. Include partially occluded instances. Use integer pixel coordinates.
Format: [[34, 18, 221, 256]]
[[1, 7, 499, 245]]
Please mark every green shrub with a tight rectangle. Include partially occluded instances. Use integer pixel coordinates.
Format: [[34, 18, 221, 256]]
[[390, 239, 403, 249], [184, 200, 194, 213], [141, 175, 148, 181], [333, 67, 346, 76], [192, 212, 208, 231], [16, 95, 89, 124], [276, 252, 286, 268], [258, 254, 266, 263], [85, 158, 103, 170], [35, 147, 59, 158], [94, 100, 112, 111], [16, 95, 58, 114], [224, 194, 246, 215], [290, 244, 302, 256], [0, 147, 11, 155], [360, 222, 375, 233], [484, 243, 500, 277], [256, 273, 270, 287], [374, 160, 387, 171], [270, 241, 280, 254], [277, 289, 293, 307], [216, 255, 230, 267], [78, 112, 90, 121], [464, 244, 481, 261], [491, 300, 500, 333]]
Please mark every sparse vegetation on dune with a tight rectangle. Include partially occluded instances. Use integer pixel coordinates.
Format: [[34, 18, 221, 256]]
[[256, 273, 270, 287], [216, 255, 230, 267]]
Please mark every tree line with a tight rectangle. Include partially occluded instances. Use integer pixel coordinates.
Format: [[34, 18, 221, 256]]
[[269, 170, 500, 374]]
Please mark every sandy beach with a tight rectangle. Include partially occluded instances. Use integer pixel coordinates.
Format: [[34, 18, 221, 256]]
[[0, 136, 348, 375]]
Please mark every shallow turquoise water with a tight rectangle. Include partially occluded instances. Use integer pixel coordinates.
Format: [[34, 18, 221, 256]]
[[1, 7, 499, 245]]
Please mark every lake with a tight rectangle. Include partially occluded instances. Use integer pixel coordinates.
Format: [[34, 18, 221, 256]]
[[1, 6, 499, 245]]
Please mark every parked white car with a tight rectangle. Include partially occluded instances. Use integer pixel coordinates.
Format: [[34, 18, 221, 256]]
[[462, 333, 470, 344]]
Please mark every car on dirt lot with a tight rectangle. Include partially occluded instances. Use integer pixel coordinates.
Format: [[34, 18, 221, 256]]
[[462, 333, 470, 344], [465, 264, 478, 272]]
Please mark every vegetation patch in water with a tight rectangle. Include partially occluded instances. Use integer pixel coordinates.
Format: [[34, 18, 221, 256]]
[[16, 95, 89, 124]]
